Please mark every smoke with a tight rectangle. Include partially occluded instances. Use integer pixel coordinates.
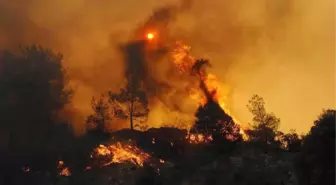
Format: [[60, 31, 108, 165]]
[[221, 0, 335, 133], [0, 0, 334, 133], [0, 0, 179, 134], [120, 0, 201, 128]]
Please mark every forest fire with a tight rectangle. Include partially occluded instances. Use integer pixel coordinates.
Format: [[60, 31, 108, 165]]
[[92, 142, 151, 167], [0, 0, 333, 184]]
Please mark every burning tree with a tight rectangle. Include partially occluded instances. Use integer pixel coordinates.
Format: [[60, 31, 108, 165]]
[[108, 83, 149, 130], [193, 99, 241, 141], [190, 59, 242, 142]]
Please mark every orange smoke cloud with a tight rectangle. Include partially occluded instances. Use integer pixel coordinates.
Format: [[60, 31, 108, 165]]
[[0, 0, 333, 134]]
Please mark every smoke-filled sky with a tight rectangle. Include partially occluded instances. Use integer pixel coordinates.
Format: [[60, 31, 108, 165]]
[[0, 0, 335, 134]]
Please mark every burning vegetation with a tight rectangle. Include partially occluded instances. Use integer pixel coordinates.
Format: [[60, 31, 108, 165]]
[[91, 142, 151, 167], [170, 41, 247, 141]]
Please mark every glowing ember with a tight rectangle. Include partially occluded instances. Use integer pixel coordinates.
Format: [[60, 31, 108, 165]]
[[92, 142, 150, 167], [57, 161, 71, 176], [186, 133, 213, 144], [59, 167, 71, 176], [95, 144, 112, 156], [146, 33, 155, 40]]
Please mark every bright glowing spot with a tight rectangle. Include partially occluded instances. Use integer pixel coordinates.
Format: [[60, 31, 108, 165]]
[[147, 33, 154, 40]]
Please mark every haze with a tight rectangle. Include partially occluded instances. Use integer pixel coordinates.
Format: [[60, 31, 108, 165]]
[[0, 0, 334, 134]]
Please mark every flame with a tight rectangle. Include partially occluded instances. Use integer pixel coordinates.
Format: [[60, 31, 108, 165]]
[[171, 41, 249, 140], [92, 142, 150, 167], [203, 73, 248, 140], [96, 144, 112, 156], [171, 41, 195, 73]]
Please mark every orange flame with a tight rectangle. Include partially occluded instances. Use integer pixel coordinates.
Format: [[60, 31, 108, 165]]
[[171, 41, 195, 73], [203, 73, 248, 140], [172, 41, 248, 140], [92, 142, 150, 167]]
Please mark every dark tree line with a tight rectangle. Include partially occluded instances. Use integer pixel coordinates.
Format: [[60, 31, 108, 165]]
[[245, 95, 335, 185]]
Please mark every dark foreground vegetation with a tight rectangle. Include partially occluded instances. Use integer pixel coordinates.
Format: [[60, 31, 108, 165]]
[[0, 46, 335, 185]]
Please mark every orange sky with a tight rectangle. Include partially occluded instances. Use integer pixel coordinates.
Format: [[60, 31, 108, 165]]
[[0, 0, 335, 133]]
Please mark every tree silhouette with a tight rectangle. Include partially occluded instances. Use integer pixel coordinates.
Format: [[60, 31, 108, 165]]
[[86, 95, 111, 133], [246, 95, 280, 146], [295, 109, 335, 185], [108, 83, 149, 130], [247, 95, 280, 130], [0, 45, 73, 170]]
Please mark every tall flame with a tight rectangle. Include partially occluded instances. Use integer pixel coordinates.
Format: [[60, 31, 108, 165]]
[[171, 41, 248, 139]]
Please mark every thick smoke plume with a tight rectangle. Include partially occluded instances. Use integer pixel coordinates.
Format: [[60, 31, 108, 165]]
[[0, 0, 334, 134], [119, 1, 201, 129]]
